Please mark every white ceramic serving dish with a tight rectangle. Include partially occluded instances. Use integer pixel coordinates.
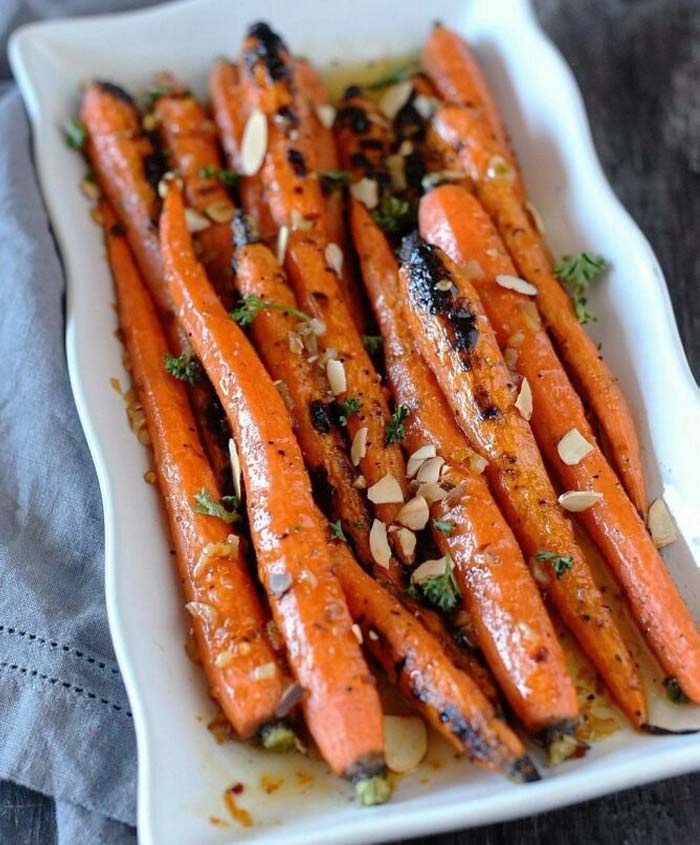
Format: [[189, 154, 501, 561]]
[[9, 0, 700, 842]]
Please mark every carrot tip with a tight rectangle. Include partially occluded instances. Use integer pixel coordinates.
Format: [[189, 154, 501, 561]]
[[545, 724, 588, 767], [508, 754, 541, 784], [259, 720, 298, 752], [355, 773, 393, 806]]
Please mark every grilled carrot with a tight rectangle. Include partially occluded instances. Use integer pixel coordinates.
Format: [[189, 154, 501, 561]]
[[335, 88, 392, 185], [81, 80, 232, 493], [428, 98, 647, 516], [152, 74, 235, 304], [333, 544, 539, 782], [398, 233, 646, 726], [420, 185, 700, 702], [102, 200, 286, 739], [159, 185, 388, 800], [350, 199, 579, 738]]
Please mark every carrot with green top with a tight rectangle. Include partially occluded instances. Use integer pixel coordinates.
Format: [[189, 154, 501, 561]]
[[159, 184, 388, 803], [398, 233, 646, 728], [102, 200, 288, 741], [420, 184, 700, 703]]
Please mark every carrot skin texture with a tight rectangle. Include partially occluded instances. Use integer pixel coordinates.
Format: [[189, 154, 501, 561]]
[[398, 234, 646, 726], [102, 201, 284, 738], [159, 186, 385, 780], [421, 185, 700, 701], [350, 200, 578, 733], [428, 100, 646, 516]]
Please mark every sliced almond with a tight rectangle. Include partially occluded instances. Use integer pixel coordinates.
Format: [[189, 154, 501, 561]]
[[290, 207, 314, 231], [324, 242, 343, 275], [186, 601, 217, 627], [350, 177, 379, 209], [647, 497, 677, 548], [315, 103, 336, 128], [557, 428, 594, 465], [407, 444, 437, 478], [353, 474, 367, 489], [469, 453, 488, 474], [205, 200, 235, 224], [326, 358, 347, 395], [276, 224, 289, 264], [413, 94, 440, 120], [351, 623, 363, 644], [514, 377, 533, 420], [215, 650, 236, 668], [411, 556, 451, 585], [351, 427, 368, 466], [519, 300, 542, 331], [396, 527, 417, 560], [396, 495, 430, 530], [228, 438, 242, 499], [369, 519, 392, 569], [367, 472, 404, 505], [525, 200, 545, 234], [495, 274, 537, 296], [386, 154, 407, 191], [398, 140, 414, 156], [185, 208, 211, 232], [415, 455, 445, 484], [417, 482, 448, 504], [384, 715, 428, 773], [240, 108, 267, 176], [378, 80, 413, 120], [558, 490, 603, 512]]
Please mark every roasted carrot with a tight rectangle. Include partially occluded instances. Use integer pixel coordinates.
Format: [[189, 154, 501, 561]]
[[335, 89, 392, 185], [152, 74, 235, 304], [420, 185, 700, 702], [428, 98, 647, 516], [102, 200, 286, 740], [333, 544, 539, 782], [398, 233, 646, 726], [350, 199, 579, 739], [81, 80, 232, 493], [160, 185, 388, 801]]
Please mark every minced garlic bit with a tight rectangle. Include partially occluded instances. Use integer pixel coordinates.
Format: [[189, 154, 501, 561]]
[[647, 497, 677, 548], [215, 650, 236, 668], [192, 535, 240, 578], [558, 490, 603, 512], [367, 472, 404, 505], [486, 154, 515, 183], [557, 428, 594, 466], [369, 520, 392, 568], [288, 331, 304, 354], [205, 200, 235, 224], [240, 108, 267, 176], [495, 274, 537, 296]]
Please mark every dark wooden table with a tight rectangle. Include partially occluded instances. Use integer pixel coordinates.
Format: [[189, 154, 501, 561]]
[[2, 0, 698, 841]]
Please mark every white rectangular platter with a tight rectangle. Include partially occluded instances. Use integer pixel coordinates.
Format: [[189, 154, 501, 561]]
[[9, 1, 700, 843]]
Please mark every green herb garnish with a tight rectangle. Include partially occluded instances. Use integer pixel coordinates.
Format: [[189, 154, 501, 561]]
[[363, 335, 383, 354], [365, 63, 417, 91], [316, 169, 352, 193], [329, 520, 347, 542], [414, 556, 461, 613], [555, 252, 607, 325], [385, 404, 409, 445], [230, 294, 311, 327], [371, 194, 417, 236], [198, 165, 240, 188], [535, 550, 574, 579], [432, 519, 454, 537], [663, 677, 690, 704], [164, 349, 202, 384], [335, 397, 362, 426], [64, 117, 87, 150], [193, 488, 240, 523], [144, 83, 175, 106]]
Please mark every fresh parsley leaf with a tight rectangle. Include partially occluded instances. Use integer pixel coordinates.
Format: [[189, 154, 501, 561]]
[[164, 349, 202, 384], [432, 519, 454, 537], [316, 169, 352, 193], [415, 556, 461, 613], [335, 397, 362, 426], [64, 117, 87, 150], [144, 83, 175, 106], [555, 252, 607, 325], [365, 62, 417, 91], [535, 550, 574, 579], [193, 488, 240, 523], [385, 404, 409, 445], [363, 335, 383, 354], [371, 194, 417, 236], [663, 677, 690, 704], [198, 165, 240, 188], [230, 294, 311, 327], [329, 519, 347, 542]]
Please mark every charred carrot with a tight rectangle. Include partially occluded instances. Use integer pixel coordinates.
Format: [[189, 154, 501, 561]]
[[421, 185, 700, 702], [160, 185, 388, 800], [102, 200, 286, 739], [333, 544, 539, 782], [81, 80, 232, 494], [428, 98, 646, 516], [398, 234, 646, 726], [350, 199, 579, 739], [152, 74, 235, 304]]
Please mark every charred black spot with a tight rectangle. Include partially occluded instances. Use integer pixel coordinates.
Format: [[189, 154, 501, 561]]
[[404, 150, 426, 191], [231, 211, 260, 247], [441, 704, 493, 761], [450, 307, 479, 352], [399, 232, 453, 314], [309, 399, 333, 433], [203, 394, 229, 439], [143, 149, 167, 190], [96, 80, 135, 105], [109, 222, 126, 237], [308, 465, 335, 515], [394, 102, 426, 142], [359, 138, 384, 151], [275, 105, 299, 128], [287, 148, 307, 177], [349, 151, 370, 169], [336, 105, 370, 134], [342, 85, 363, 101], [244, 21, 290, 82], [480, 405, 501, 420]]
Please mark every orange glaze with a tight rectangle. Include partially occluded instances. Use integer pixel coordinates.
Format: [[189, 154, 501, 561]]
[[397, 233, 646, 726], [350, 199, 578, 734], [421, 185, 700, 703], [160, 185, 385, 780]]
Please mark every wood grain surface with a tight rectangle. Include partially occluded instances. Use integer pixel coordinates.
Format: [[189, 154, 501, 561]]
[[1, 0, 698, 841]]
